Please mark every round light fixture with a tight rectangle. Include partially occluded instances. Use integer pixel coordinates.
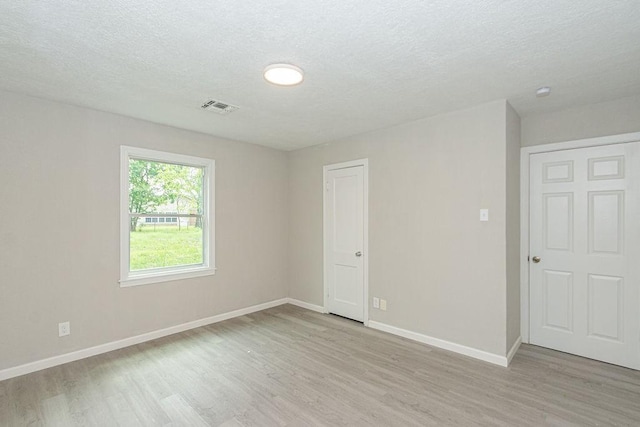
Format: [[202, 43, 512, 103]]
[[264, 64, 304, 86]]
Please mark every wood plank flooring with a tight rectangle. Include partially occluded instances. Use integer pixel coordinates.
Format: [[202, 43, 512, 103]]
[[2, 304, 640, 426]]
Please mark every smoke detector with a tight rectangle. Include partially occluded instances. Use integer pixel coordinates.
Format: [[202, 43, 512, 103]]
[[536, 87, 551, 97], [200, 99, 239, 115]]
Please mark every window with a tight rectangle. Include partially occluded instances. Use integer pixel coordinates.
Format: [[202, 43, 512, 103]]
[[120, 146, 215, 286]]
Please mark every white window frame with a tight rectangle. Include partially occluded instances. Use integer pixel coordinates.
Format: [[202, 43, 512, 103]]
[[120, 146, 216, 287]]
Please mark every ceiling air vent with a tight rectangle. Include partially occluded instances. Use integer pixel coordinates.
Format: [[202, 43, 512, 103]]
[[200, 99, 239, 115]]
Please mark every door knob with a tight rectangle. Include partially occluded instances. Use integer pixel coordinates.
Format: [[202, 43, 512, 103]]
[[355, 251, 362, 257], [532, 256, 541, 263]]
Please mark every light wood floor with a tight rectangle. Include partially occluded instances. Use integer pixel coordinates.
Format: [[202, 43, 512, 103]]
[[2, 304, 640, 426]]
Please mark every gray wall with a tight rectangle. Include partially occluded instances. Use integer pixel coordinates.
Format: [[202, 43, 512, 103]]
[[9, 86, 638, 371], [0, 91, 289, 371], [505, 103, 521, 351], [289, 100, 516, 356], [522, 94, 640, 147]]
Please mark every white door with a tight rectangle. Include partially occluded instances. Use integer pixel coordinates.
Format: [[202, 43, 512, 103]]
[[530, 142, 640, 369], [325, 165, 365, 322]]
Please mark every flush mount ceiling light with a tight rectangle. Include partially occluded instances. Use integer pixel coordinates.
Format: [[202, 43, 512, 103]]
[[536, 86, 552, 97], [264, 64, 304, 86]]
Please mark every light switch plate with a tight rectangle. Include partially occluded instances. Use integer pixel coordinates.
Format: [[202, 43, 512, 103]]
[[380, 299, 387, 311], [480, 209, 489, 221], [373, 297, 380, 309]]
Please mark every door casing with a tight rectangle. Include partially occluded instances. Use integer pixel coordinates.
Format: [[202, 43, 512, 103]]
[[520, 132, 640, 344], [323, 158, 369, 325]]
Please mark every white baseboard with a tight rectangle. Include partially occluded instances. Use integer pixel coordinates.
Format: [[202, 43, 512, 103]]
[[286, 298, 325, 313], [368, 320, 509, 367], [507, 336, 522, 365], [0, 298, 289, 382], [1, 299, 520, 382]]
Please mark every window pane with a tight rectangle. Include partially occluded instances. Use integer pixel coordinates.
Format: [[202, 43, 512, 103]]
[[130, 225, 203, 271], [128, 158, 205, 271], [128, 159, 204, 216]]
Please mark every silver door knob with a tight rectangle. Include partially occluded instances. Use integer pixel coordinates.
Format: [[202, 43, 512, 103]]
[[355, 251, 362, 257], [532, 256, 541, 263]]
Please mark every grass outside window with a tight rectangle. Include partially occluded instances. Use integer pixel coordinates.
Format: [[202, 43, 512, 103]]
[[130, 226, 203, 271]]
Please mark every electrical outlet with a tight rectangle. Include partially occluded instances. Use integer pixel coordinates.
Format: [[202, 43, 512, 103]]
[[58, 321, 70, 337], [373, 297, 380, 309], [380, 299, 387, 311]]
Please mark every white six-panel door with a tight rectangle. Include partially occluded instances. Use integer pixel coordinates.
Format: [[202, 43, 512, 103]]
[[325, 165, 365, 322], [530, 142, 640, 369]]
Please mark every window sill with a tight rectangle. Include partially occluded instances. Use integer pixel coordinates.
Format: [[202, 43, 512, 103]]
[[119, 266, 216, 288]]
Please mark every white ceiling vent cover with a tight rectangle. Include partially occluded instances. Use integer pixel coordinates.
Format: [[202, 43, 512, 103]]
[[200, 99, 239, 115]]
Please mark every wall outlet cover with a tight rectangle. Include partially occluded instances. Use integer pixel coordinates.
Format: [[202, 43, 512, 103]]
[[58, 321, 70, 337], [373, 297, 380, 309]]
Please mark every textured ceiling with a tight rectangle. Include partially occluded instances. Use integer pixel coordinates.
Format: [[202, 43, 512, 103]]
[[1, 1, 639, 150]]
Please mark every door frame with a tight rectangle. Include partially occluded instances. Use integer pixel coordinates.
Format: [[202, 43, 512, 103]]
[[323, 158, 369, 326], [520, 131, 640, 343]]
